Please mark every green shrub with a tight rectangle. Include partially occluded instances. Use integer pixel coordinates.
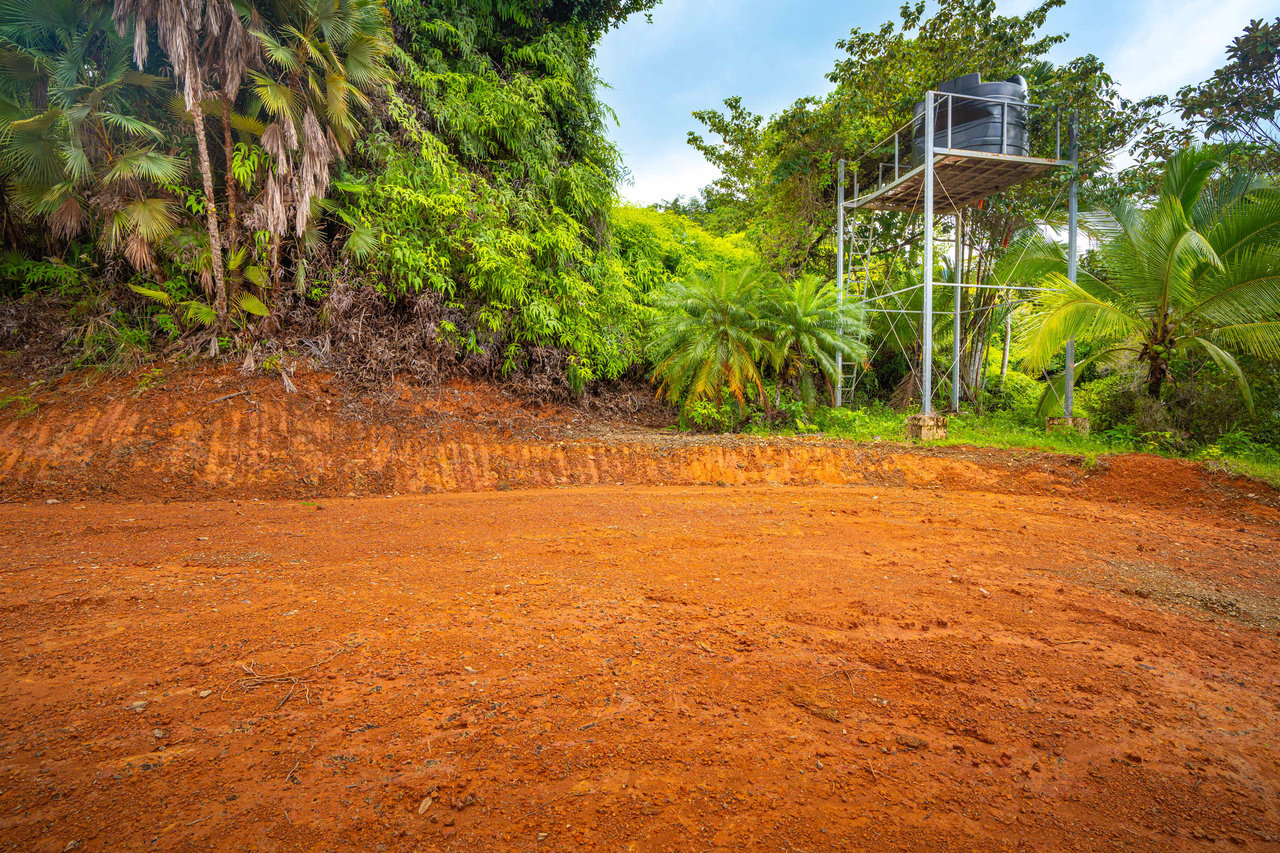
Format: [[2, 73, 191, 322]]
[[1079, 373, 1136, 432], [611, 205, 754, 296], [983, 371, 1043, 425], [70, 313, 152, 370], [0, 252, 93, 298], [679, 386, 762, 433], [811, 403, 903, 440]]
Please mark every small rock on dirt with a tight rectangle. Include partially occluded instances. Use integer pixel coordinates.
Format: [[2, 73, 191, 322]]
[[199, 690, 212, 698], [417, 797, 432, 815], [152, 729, 166, 739], [128, 701, 148, 713], [896, 734, 929, 750]]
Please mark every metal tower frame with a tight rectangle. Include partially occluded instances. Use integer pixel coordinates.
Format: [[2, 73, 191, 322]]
[[835, 89, 1080, 419]]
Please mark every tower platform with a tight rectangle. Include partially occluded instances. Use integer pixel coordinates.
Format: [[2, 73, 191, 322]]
[[846, 148, 1069, 214]]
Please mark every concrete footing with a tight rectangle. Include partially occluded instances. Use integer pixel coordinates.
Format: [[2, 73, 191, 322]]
[[1046, 416, 1091, 435], [904, 413, 948, 441]]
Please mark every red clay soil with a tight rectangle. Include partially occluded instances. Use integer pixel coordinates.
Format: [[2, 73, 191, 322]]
[[1, 366, 1279, 852]]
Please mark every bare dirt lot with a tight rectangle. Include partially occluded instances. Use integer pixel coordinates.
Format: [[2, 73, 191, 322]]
[[1, 368, 1279, 851]]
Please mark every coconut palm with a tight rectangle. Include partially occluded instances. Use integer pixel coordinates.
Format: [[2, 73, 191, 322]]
[[0, 0, 184, 267], [648, 266, 778, 416], [762, 274, 867, 410], [1015, 147, 1280, 410]]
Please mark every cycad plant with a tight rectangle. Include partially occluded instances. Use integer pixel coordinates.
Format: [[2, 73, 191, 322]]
[[1016, 147, 1280, 411], [0, 0, 183, 267], [763, 274, 867, 410], [648, 267, 777, 418]]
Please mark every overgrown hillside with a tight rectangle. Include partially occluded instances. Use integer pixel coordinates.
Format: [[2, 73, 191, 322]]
[[0, 0, 728, 395]]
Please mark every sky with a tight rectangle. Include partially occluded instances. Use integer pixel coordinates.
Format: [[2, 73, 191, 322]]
[[595, 0, 1278, 205]]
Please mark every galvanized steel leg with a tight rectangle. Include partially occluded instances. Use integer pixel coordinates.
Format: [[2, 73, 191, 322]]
[[1065, 114, 1078, 417], [836, 159, 845, 408], [951, 211, 962, 412], [921, 92, 935, 416]]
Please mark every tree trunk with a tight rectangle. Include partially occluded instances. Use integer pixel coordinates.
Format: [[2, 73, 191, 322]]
[[975, 338, 990, 415], [192, 106, 227, 326], [1000, 314, 1010, 380], [1146, 360, 1166, 399]]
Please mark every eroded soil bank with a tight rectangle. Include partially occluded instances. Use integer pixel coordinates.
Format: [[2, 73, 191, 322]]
[[0, 365, 1274, 511]]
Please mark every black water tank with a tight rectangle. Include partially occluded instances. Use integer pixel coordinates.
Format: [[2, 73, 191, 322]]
[[912, 73, 1030, 158]]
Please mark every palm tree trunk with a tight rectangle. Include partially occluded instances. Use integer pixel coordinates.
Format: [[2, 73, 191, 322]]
[[192, 106, 228, 326], [975, 339, 990, 415], [1146, 361, 1166, 399]]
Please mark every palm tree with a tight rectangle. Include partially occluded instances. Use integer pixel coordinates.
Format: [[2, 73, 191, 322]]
[[648, 267, 778, 418], [113, 0, 240, 326], [201, 0, 258, 253], [0, 0, 184, 266], [762, 274, 867, 411], [1016, 147, 1280, 410], [249, 0, 393, 262]]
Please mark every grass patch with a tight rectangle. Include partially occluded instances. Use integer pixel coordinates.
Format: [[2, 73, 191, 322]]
[[744, 404, 1280, 490], [1200, 457, 1280, 489], [0, 382, 41, 416]]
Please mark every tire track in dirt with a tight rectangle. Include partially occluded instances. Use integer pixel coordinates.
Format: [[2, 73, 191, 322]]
[[1, 367, 1276, 524]]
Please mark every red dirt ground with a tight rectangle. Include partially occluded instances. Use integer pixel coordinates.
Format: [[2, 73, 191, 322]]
[[1, 366, 1279, 851]]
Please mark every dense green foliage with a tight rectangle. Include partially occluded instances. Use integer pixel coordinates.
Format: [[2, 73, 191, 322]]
[[611, 205, 753, 293], [330, 1, 640, 389], [1178, 16, 1280, 170], [667, 0, 1280, 465], [0, 0, 675, 392]]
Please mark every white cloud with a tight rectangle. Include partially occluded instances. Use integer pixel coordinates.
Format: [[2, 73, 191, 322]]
[[618, 147, 722, 206], [1107, 0, 1272, 97]]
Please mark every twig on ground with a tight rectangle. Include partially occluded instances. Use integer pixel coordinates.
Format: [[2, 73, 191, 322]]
[[210, 390, 249, 404], [275, 682, 296, 711], [864, 758, 904, 784], [223, 641, 362, 708]]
